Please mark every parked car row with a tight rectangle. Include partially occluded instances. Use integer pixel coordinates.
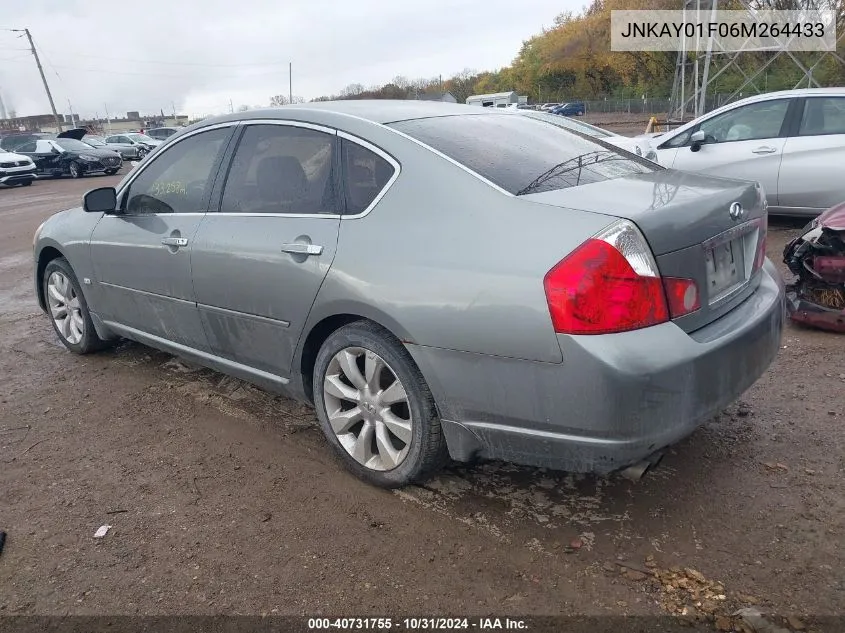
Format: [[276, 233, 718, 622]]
[[0, 127, 175, 187], [531, 102, 587, 116]]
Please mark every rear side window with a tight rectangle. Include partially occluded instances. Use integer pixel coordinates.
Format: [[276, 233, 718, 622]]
[[389, 115, 657, 196], [341, 138, 396, 214], [798, 97, 845, 136]]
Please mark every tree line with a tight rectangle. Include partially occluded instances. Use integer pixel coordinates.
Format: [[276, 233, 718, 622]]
[[281, 0, 844, 106]]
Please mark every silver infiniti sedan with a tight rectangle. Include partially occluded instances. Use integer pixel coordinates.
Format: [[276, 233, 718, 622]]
[[33, 101, 785, 488]]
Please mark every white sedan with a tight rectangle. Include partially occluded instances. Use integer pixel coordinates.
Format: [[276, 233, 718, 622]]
[[511, 109, 660, 163], [649, 87, 845, 217]]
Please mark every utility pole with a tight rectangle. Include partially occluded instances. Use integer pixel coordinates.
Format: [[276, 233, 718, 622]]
[[104, 103, 111, 134], [0, 89, 7, 120], [16, 28, 62, 131], [67, 99, 76, 127], [228, 99, 234, 114], [289, 62, 292, 104], [171, 101, 176, 118]]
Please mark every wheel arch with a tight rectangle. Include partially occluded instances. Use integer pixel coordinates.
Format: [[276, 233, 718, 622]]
[[35, 244, 66, 312], [296, 306, 421, 407]]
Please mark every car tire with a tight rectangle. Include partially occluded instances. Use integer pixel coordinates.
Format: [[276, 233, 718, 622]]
[[42, 257, 107, 355], [105, 169, 117, 176], [137, 149, 147, 159], [21, 180, 33, 186], [313, 320, 448, 488], [68, 161, 82, 178]]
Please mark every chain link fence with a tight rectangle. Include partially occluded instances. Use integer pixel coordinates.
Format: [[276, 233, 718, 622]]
[[576, 94, 734, 115]]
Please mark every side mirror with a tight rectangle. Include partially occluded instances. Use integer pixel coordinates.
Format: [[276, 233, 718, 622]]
[[690, 130, 706, 152], [83, 187, 118, 214]]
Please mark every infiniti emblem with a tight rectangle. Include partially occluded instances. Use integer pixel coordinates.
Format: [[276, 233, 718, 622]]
[[729, 202, 744, 221]]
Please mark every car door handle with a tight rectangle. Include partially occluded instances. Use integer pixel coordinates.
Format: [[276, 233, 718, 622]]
[[752, 146, 777, 154], [280, 243, 323, 256], [161, 237, 188, 247]]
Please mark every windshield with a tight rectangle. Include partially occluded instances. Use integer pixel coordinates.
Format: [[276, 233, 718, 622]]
[[55, 138, 97, 152], [128, 133, 155, 143], [388, 114, 658, 195], [518, 111, 614, 138]]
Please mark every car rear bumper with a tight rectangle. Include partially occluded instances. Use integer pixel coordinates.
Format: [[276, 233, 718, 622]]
[[407, 259, 785, 474]]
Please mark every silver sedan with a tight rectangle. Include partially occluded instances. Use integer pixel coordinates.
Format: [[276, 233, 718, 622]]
[[33, 102, 784, 487], [652, 88, 845, 217]]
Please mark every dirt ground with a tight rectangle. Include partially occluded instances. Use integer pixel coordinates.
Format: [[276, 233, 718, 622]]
[[1, 175, 843, 629]]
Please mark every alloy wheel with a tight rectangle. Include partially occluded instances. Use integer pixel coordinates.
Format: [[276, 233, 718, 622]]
[[323, 347, 412, 471], [47, 271, 84, 344]]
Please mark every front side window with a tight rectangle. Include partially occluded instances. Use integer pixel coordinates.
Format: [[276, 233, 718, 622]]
[[389, 114, 657, 196], [220, 124, 338, 215], [123, 127, 230, 215], [698, 99, 790, 143], [798, 97, 845, 136], [341, 138, 396, 214]]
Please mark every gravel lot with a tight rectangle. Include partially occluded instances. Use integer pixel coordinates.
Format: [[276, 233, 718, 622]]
[[1, 175, 843, 629]]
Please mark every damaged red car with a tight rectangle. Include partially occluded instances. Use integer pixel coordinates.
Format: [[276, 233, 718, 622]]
[[783, 202, 845, 332]]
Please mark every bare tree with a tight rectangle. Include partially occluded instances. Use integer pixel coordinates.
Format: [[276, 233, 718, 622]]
[[270, 95, 289, 107], [446, 68, 479, 102], [339, 83, 366, 97]]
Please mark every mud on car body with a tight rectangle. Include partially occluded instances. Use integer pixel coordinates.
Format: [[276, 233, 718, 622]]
[[783, 201, 845, 332]]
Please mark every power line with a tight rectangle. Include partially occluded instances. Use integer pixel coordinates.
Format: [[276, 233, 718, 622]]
[[1, 57, 291, 79], [35, 49, 294, 68]]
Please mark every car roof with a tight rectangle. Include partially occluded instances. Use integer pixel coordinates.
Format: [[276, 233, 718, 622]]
[[718, 87, 845, 109], [192, 100, 497, 130]]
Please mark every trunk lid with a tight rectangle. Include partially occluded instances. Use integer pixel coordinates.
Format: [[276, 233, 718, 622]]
[[522, 170, 768, 333], [57, 128, 88, 141]]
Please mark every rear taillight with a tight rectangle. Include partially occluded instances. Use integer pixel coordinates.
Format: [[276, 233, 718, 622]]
[[753, 214, 768, 272], [663, 277, 700, 318], [544, 220, 670, 334]]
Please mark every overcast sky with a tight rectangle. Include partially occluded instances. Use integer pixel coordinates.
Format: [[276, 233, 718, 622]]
[[1, 0, 578, 120]]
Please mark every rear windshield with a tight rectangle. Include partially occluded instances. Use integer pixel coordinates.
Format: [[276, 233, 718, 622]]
[[389, 114, 659, 195]]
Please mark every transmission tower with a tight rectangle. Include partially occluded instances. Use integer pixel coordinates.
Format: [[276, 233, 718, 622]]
[[668, 0, 845, 123]]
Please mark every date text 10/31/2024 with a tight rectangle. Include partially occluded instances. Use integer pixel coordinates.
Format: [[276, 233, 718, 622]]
[[307, 618, 528, 630]]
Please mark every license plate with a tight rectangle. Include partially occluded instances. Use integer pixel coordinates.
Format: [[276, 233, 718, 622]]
[[705, 237, 746, 301]]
